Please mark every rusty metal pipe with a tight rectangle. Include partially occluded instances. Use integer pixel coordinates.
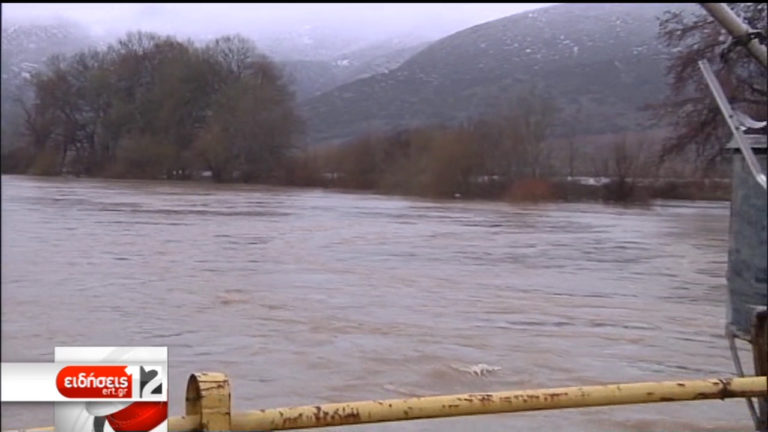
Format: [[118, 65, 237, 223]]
[[173, 376, 767, 431], [168, 415, 200, 430], [4, 377, 766, 432]]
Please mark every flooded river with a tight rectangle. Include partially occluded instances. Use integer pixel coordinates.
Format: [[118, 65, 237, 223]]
[[0, 175, 754, 431]]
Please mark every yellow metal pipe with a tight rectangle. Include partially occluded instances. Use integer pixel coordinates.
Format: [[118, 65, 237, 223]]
[[4, 377, 766, 432], [169, 415, 201, 430], [220, 376, 767, 431]]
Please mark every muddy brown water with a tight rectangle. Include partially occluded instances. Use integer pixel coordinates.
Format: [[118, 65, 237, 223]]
[[0, 175, 754, 431]]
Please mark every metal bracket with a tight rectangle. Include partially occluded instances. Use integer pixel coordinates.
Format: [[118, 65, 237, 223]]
[[185, 372, 232, 430], [699, 3, 767, 68], [722, 31, 768, 63], [738, 31, 768, 47], [727, 324, 761, 427]]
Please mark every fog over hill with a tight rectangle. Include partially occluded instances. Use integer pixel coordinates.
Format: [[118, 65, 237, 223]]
[[2, 3, 706, 152], [1, 4, 553, 61], [1, 4, 554, 134], [300, 3, 700, 146], [1, 20, 98, 151], [280, 39, 433, 101]]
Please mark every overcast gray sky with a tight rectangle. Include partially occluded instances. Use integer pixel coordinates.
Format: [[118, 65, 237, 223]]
[[1, 3, 556, 40]]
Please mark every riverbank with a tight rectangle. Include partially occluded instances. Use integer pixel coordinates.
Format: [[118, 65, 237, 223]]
[[1, 172, 732, 203]]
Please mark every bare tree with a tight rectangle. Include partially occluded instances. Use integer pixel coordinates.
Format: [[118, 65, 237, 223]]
[[482, 87, 558, 180], [602, 135, 650, 201], [204, 35, 268, 82], [652, 3, 766, 169], [15, 31, 302, 180]]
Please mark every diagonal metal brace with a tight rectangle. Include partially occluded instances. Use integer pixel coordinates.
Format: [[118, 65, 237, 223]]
[[698, 60, 767, 189]]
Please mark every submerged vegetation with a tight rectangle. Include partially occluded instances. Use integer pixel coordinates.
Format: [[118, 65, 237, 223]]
[[2, 32, 303, 182], [282, 123, 731, 203], [4, 0, 761, 204]]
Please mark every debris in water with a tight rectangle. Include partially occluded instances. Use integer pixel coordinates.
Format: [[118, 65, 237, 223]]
[[451, 363, 502, 377]]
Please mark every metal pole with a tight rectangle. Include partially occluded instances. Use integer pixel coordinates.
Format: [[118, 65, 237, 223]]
[[4, 376, 766, 432], [753, 313, 768, 430], [699, 3, 768, 68], [181, 376, 766, 431]]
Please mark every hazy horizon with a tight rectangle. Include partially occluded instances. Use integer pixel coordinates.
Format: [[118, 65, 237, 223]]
[[1, 3, 557, 55]]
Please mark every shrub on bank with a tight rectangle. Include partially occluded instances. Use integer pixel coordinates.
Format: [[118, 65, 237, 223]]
[[28, 149, 61, 176], [601, 179, 650, 203], [504, 178, 558, 202], [1, 146, 36, 174], [650, 179, 730, 201]]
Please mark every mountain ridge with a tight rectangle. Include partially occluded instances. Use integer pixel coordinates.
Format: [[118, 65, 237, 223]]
[[299, 3, 699, 146]]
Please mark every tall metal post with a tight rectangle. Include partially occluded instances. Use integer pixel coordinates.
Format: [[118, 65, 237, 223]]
[[697, 3, 767, 427], [700, 60, 767, 430], [697, 4, 767, 427]]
